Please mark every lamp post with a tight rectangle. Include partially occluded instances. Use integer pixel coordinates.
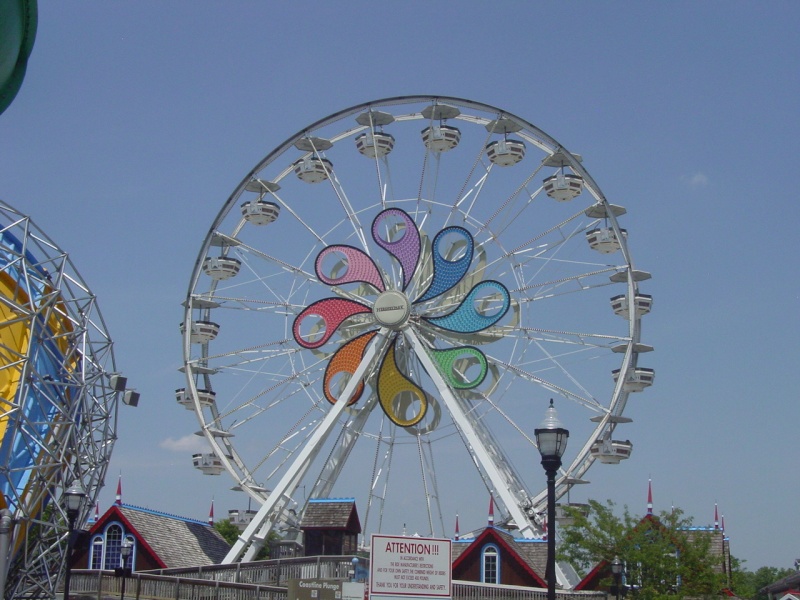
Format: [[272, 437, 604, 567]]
[[118, 538, 133, 600], [535, 400, 568, 600], [62, 481, 86, 600], [611, 556, 623, 600]]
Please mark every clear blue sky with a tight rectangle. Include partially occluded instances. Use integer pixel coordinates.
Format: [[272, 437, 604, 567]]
[[1, 2, 798, 571]]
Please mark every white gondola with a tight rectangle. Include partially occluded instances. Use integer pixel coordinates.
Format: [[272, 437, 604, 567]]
[[355, 131, 395, 158], [612, 367, 655, 391], [586, 228, 628, 254], [543, 172, 584, 201], [421, 125, 461, 152], [293, 157, 333, 183], [180, 320, 220, 344], [175, 387, 216, 410], [486, 139, 525, 166], [202, 256, 241, 280], [228, 509, 258, 531], [192, 453, 224, 475], [590, 439, 633, 464], [240, 200, 280, 225], [610, 293, 653, 318], [555, 503, 590, 525]]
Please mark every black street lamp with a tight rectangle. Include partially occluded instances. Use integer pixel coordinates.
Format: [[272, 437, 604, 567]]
[[611, 555, 623, 600], [535, 400, 568, 600], [62, 481, 86, 600], [117, 538, 133, 600]]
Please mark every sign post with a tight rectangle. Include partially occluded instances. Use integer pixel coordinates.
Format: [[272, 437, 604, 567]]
[[369, 534, 452, 600]]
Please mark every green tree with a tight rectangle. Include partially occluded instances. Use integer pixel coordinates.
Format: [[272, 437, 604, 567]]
[[733, 564, 796, 600], [558, 499, 724, 600], [213, 520, 273, 560]]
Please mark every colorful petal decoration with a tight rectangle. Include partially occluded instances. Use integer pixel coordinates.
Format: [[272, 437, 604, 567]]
[[293, 298, 371, 349], [423, 280, 510, 333], [415, 226, 474, 303], [427, 346, 488, 389], [316, 245, 385, 292], [371, 208, 420, 290], [323, 330, 378, 405], [377, 343, 427, 427], [292, 207, 510, 428]]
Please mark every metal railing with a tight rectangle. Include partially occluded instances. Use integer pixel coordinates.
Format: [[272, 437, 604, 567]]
[[68, 558, 609, 600], [453, 581, 606, 600], [69, 570, 286, 600], [150, 555, 363, 586]]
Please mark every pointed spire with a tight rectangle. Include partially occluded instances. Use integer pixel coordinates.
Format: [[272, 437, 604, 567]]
[[455, 514, 460, 541], [721, 514, 725, 532], [488, 495, 494, 526], [92, 502, 99, 523], [714, 503, 719, 530], [208, 498, 215, 526], [115, 473, 122, 505], [647, 478, 653, 515], [542, 516, 548, 541]]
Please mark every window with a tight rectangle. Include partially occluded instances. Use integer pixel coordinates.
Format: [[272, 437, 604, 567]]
[[90, 537, 103, 570], [481, 544, 500, 584], [87, 522, 136, 572], [104, 524, 123, 569]]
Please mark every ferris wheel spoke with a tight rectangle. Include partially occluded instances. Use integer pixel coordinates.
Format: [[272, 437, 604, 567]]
[[492, 207, 587, 261], [310, 393, 379, 499], [487, 355, 606, 414], [364, 425, 395, 539], [405, 328, 538, 538]]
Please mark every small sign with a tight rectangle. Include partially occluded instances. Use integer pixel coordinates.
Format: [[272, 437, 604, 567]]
[[288, 578, 344, 600], [369, 534, 451, 598]]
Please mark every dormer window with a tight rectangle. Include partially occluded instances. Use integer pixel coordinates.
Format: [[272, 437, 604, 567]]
[[481, 544, 500, 584], [88, 522, 136, 571]]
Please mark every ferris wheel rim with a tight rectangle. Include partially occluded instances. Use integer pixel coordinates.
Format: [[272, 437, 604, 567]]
[[181, 96, 651, 557]]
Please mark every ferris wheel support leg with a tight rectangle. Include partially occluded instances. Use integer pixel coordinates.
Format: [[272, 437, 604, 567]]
[[405, 331, 538, 539], [222, 331, 389, 564]]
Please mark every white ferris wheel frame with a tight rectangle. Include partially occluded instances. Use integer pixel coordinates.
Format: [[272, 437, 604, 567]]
[[180, 96, 651, 565]]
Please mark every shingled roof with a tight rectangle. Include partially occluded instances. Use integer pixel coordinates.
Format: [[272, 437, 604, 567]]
[[452, 526, 547, 587], [300, 498, 361, 533], [90, 504, 231, 569]]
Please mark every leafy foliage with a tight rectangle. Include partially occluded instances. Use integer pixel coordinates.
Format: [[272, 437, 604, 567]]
[[213, 519, 273, 560], [728, 560, 796, 600], [558, 499, 724, 600]]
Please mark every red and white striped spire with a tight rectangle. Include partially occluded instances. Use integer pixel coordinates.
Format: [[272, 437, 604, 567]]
[[115, 474, 122, 505], [542, 516, 548, 541], [93, 502, 100, 523], [488, 495, 494, 526], [714, 503, 719, 530], [455, 514, 460, 541], [647, 478, 653, 515], [208, 499, 215, 526]]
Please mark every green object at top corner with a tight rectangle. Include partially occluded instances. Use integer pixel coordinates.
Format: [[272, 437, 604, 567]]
[[0, 0, 38, 115]]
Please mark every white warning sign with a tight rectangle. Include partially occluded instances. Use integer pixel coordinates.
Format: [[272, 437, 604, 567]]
[[369, 534, 451, 598]]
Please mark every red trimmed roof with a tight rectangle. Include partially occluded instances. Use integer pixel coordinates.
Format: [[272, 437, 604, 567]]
[[88, 504, 166, 568], [452, 527, 547, 587]]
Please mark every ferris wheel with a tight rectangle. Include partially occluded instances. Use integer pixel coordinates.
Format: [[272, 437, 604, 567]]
[[180, 96, 654, 562], [0, 200, 131, 599]]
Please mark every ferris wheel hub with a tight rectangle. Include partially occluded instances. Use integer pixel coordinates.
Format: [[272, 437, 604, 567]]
[[372, 290, 410, 329]]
